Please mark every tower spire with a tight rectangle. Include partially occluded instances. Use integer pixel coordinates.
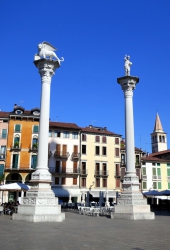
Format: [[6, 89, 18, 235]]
[[153, 113, 163, 132]]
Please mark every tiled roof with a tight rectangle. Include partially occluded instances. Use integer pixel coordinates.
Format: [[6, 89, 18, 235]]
[[121, 146, 143, 152], [50, 121, 81, 130], [81, 127, 121, 136], [149, 150, 170, 156], [0, 111, 10, 118], [142, 156, 170, 163]]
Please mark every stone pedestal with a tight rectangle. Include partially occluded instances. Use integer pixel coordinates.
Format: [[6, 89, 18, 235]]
[[13, 54, 65, 222], [112, 76, 154, 220]]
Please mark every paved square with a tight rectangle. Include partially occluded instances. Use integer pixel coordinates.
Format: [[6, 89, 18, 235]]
[[0, 211, 170, 250]]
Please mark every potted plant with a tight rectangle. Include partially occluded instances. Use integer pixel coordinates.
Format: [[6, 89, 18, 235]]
[[14, 141, 19, 148], [33, 143, 38, 149]]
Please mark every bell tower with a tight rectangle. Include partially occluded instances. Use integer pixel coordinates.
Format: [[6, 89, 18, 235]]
[[151, 113, 167, 153]]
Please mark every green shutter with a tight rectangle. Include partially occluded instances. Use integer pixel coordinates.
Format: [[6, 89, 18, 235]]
[[152, 168, 156, 175], [142, 182, 147, 189], [2, 129, 7, 139], [157, 168, 161, 176], [142, 167, 146, 175], [157, 163, 160, 166], [33, 125, 39, 133], [32, 155, 37, 169], [15, 124, 21, 132], [158, 182, 162, 189], [12, 154, 18, 169], [167, 169, 170, 176], [153, 182, 157, 189], [168, 183, 170, 189], [0, 164, 4, 176]]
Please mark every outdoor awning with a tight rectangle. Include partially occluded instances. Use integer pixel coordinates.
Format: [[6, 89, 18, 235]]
[[52, 188, 81, 197], [104, 191, 117, 198], [89, 190, 117, 198], [89, 191, 99, 198]]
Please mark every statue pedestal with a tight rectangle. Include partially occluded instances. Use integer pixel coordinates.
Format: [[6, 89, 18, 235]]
[[111, 176, 154, 220], [13, 181, 65, 222]]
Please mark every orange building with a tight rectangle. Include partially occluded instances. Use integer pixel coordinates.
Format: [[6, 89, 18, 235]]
[[5, 105, 40, 188]]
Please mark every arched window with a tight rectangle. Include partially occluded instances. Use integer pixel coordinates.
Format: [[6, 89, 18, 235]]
[[14, 135, 20, 148], [162, 136, 165, 142], [159, 135, 162, 142], [32, 136, 38, 149]]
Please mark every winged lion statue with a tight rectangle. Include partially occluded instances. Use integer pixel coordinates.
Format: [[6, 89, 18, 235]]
[[37, 42, 64, 64]]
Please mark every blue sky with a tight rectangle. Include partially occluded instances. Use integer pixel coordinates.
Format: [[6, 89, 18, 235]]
[[1, 1, 170, 153]]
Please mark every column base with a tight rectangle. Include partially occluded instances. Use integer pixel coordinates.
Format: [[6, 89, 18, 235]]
[[12, 181, 65, 222]]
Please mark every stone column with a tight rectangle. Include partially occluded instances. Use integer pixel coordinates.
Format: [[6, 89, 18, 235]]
[[112, 76, 154, 220], [13, 54, 65, 222]]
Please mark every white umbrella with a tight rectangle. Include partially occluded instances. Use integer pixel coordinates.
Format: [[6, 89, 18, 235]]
[[0, 182, 30, 191]]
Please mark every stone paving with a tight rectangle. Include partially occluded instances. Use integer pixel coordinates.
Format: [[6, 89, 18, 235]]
[[0, 210, 170, 250]]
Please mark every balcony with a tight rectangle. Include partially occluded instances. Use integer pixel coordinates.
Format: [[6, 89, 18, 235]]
[[114, 171, 121, 178], [10, 143, 22, 151], [71, 152, 81, 161], [152, 175, 161, 180], [29, 144, 38, 152], [0, 154, 6, 160], [5, 165, 34, 172], [49, 167, 79, 176], [80, 169, 88, 176], [94, 170, 109, 177], [54, 151, 70, 159], [142, 175, 147, 180]]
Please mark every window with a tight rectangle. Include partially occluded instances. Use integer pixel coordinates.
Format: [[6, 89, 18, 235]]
[[61, 178, 66, 185], [56, 161, 60, 173], [81, 178, 86, 187], [115, 138, 119, 144], [82, 145, 86, 154], [1, 129, 7, 139], [73, 177, 77, 185], [63, 131, 69, 138], [54, 130, 61, 137], [136, 155, 139, 165], [95, 146, 100, 155], [121, 154, 125, 164], [33, 125, 39, 133], [152, 163, 156, 166], [116, 164, 120, 176], [157, 163, 160, 166], [142, 167, 146, 175], [95, 136, 100, 143], [72, 132, 78, 139], [55, 177, 59, 185], [158, 182, 162, 189], [168, 183, 170, 189], [12, 154, 18, 169], [102, 147, 107, 156], [62, 161, 66, 173], [157, 168, 161, 176], [152, 168, 156, 176], [142, 162, 146, 165], [103, 179, 107, 187], [31, 155, 37, 169], [167, 169, 170, 177], [49, 130, 52, 137], [102, 136, 107, 143], [115, 148, 119, 157], [96, 178, 100, 187], [32, 137, 38, 148], [102, 163, 107, 175], [142, 182, 147, 190], [0, 146, 6, 159], [15, 124, 21, 132], [14, 136, 20, 148], [81, 162, 86, 174], [153, 182, 157, 189], [0, 164, 4, 177], [82, 134, 86, 141], [73, 162, 77, 173], [167, 164, 170, 167], [95, 163, 100, 175]]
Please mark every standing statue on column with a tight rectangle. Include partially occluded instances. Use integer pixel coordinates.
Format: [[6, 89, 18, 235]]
[[124, 55, 132, 76], [36, 41, 64, 65]]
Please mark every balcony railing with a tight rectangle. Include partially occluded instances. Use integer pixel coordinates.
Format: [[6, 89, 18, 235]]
[[71, 152, 81, 160], [94, 170, 109, 177], [10, 143, 22, 151], [5, 165, 35, 170], [114, 171, 121, 178], [54, 151, 70, 159], [152, 175, 161, 180], [49, 167, 79, 175], [0, 154, 6, 160], [142, 175, 147, 180], [29, 144, 38, 152], [80, 169, 88, 176]]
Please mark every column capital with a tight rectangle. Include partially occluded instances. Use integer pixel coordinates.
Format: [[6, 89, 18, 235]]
[[34, 59, 60, 82], [117, 76, 139, 93]]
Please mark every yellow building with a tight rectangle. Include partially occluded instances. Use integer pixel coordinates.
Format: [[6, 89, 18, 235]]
[[80, 125, 121, 205]]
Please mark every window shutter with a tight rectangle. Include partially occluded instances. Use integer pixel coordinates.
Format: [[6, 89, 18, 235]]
[[157, 168, 161, 176], [158, 182, 162, 189], [168, 183, 170, 189], [167, 169, 170, 177], [142, 167, 146, 175], [33, 125, 39, 133], [2, 129, 7, 139], [152, 168, 156, 175], [15, 124, 21, 132], [0, 164, 4, 176]]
